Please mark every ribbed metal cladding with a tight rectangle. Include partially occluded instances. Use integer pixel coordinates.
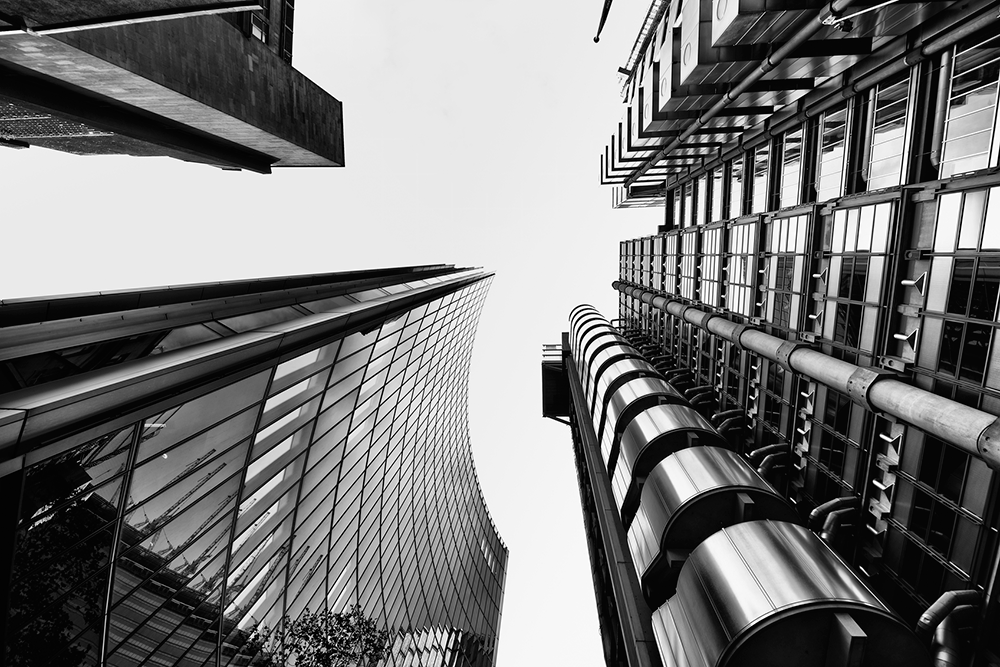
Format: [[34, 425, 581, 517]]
[[1, 268, 507, 667], [567, 305, 930, 667]]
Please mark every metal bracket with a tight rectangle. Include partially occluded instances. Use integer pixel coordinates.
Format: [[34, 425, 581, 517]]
[[775, 340, 808, 373], [846, 367, 895, 411], [977, 418, 1000, 472]]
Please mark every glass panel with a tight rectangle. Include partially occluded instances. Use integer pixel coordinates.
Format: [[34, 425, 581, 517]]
[[959, 190, 988, 248], [818, 106, 848, 201], [983, 187, 1000, 249], [868, 72, 910, 190], [730, 156, 744, 216], [752, 144, 770, 213], [137, 372, 269, 463], [781, 128, 802, 208], [972, 258, 1000, 320], [935, 193, 963, 252], [941, 34, 1000, 178], [217, 306, 302, 333]]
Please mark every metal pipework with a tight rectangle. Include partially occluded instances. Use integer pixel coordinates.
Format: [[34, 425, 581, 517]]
[[916, 590, 981, 642], [613, 280, 1000, 470]]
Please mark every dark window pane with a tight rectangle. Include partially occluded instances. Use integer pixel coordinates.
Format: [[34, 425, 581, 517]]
[[919, 437, 942, 488], [971, 258, 1000, 320], [917, 553, 946, 602], [929, 504, 957, 553], [960, 324, 993, 384], [939, 321, 964, 376], [910, 487, 933, 539], [948, 259, 975, 315], [939, 444, 968, 503], [850, 258, 869, 302]]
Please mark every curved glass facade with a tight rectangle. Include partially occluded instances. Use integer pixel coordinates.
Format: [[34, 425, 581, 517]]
[[0, 266, 507, 667]]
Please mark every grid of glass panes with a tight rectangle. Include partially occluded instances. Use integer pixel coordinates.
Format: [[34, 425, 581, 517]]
[[867, 70, 911, 191], [877, 185, 1000, 616], [664, 234, 680, 295], [724, 218, 758, 317], [718, 341, 749, 413], [751, 144, 771, 214], [804, 382, 868, 504], [780, 127, 803, 208], [3, 281, 507, 667], [940, 32, 1000, 179], [730, 155, 745, 217], [882, 423, 994, 615], [640, 237, 654, 288], [756, 359, 792, 452], [279, 0, 294, 63], [680, 230, 699, 301], [652, 235, 665, 292], [919, 188, 1000, 394], [700, 225, 724, 308], [763, 215, 810, 330], [816, 104, 849, 202], [820, 203, 893, 361], [0, 274, 447, 394]]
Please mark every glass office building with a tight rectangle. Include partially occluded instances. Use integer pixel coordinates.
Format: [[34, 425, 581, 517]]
[[0, 265, 507, 667], [545, 1, 1000, 666]]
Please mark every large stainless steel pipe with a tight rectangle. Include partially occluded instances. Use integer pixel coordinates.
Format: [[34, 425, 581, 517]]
[[614, 281, 1000, 470]]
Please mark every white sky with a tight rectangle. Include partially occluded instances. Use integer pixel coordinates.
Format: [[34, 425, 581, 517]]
[[0, 2, 663, 664]]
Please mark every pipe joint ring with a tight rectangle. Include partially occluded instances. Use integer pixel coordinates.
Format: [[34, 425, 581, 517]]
[[846, 366, 895, 411], [775, 340, 809, 372], [730, 323, 751, 349], [976, 418, 1000, 472]]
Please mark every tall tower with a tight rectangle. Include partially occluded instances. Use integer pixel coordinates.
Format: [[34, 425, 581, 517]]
[[551, 0, 1000, 665], [0, 265, 507, 667]]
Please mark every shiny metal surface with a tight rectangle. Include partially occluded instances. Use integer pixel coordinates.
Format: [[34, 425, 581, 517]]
[[590, 358, 660, 462], [570, 320, 605, 361], [576, 320, 617, 359], [615, 404, 727, 526], [580, 337, 635, 394], [617, 404, 722, 483], [573, 321, 619, 380], [582, 333, 632, 377], [652, 521, 930, 667], [585, 345, 643, 407], [630, 447, 798, 604], [592, 359, 662, 452], [599, 376, 687, 443]]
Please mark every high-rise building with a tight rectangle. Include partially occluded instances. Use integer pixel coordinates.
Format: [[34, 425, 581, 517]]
[[0, 1, 343, 172], [0, 265, 507, 667], [545, 1, 1000, 666]]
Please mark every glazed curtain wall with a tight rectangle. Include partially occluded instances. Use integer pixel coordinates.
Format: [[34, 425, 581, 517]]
[[2, 274, 506, 667]]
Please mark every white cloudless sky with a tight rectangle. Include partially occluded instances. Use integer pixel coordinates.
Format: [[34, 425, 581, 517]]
[[0, 2, 662, 664]]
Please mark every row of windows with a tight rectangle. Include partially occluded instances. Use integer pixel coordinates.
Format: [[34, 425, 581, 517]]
[[661, 32, 1000, 228], [4, 278, 506, 667], [619, 175, 1000, 626]]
